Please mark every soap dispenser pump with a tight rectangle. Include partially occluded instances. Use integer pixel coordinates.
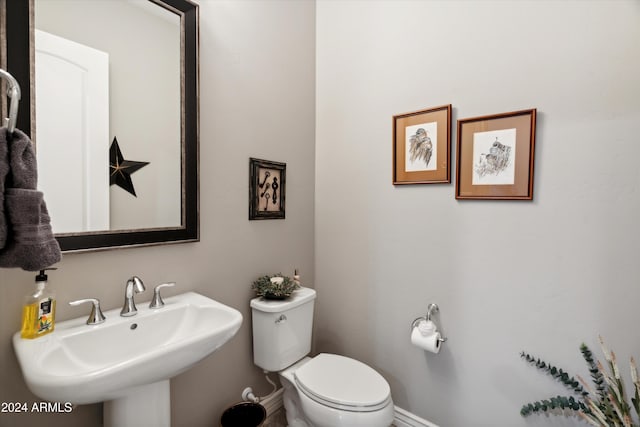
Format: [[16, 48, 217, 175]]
[[20, 268, 57, 339]]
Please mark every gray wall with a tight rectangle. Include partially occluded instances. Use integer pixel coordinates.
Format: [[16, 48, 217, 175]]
[[0, 1, 315, 426], [315, 1, 640, 426]]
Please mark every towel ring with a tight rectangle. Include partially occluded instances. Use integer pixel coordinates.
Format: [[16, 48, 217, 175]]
[[0, 68, 21, 133]]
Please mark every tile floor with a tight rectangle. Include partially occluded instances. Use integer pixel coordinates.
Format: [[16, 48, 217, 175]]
[[262, 408, 287, 426]]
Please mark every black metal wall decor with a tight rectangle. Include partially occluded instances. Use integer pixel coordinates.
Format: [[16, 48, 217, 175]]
[[249, 158, 286, 220], [109, 137, 150, 197]]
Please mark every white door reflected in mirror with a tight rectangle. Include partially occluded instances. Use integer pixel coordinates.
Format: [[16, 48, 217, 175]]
[[35, 30, 110, 233]]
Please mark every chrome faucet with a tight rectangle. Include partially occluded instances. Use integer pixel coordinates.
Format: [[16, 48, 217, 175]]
[[149, 282, 176, 309], [69, 298, 106, 325], [120, 276, 146, 317]]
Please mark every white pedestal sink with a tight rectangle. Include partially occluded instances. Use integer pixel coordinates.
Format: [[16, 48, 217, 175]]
[[13, 292, 243, 427]]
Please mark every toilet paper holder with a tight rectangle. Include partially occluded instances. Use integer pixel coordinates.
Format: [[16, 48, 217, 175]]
[[411, 303, 448, 342]]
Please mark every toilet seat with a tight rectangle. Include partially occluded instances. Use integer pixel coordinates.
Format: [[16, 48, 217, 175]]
[[293, 353, 391, 412]]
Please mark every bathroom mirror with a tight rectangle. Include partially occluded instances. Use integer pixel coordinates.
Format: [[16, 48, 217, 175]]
[[1, 0, 199, 252]]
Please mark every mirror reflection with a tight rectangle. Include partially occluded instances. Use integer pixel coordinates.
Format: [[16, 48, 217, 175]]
[[34, 0, 182, 234]]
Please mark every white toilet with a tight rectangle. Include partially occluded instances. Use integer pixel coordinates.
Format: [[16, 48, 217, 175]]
[[251, 287, 394, 427]]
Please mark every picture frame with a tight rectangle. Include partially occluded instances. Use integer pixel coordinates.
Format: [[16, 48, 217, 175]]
[[455, 109, 537, 200], [249, 158, 286, 220], [393, 104, 452, 185]]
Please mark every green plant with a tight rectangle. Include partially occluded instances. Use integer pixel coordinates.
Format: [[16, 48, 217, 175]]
[[521, 336, 640, 426], [252, 273, 299, 299]]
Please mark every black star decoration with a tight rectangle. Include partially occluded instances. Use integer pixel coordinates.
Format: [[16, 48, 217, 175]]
[[109, 137, 149, 197]]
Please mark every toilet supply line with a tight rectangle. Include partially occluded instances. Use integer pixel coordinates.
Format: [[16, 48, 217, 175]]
[[241, 370, 278, 403]]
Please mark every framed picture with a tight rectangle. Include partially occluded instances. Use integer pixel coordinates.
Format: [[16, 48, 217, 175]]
[[393, 104, 452, 185], [455, 109, 537, 200], [249, 158, 286, 220]]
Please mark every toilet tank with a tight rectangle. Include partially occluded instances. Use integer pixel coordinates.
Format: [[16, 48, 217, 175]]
[[250, 287, 316, 372]]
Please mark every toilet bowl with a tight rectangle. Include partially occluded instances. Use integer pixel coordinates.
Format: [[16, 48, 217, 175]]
[[279, 355, 394, 427], [251, 287, 394, 427]]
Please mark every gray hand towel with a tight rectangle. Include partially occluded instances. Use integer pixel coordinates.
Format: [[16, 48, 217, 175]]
[[6, 128, 37, 189], [0, 129, 61, 271], [0, 189, 61, 271], [0, 131, 8, 249]]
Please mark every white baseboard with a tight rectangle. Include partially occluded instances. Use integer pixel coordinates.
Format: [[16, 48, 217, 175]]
[[260, 389, 438, 427], [393, 406, 439, 427]]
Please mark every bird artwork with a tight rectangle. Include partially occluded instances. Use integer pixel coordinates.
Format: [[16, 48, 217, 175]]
[[409, 128, 433, 167], [475, 137, 512, 178]]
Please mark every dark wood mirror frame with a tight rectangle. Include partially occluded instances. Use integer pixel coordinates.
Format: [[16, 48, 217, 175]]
[[2, 0, 199, 252]]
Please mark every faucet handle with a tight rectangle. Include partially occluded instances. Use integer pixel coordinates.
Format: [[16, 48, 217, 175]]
[[69, 298, 106, 325], [149, 282, 176, 309]]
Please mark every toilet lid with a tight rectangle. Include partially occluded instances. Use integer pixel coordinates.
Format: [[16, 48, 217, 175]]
[[294, 353, 391, 412]]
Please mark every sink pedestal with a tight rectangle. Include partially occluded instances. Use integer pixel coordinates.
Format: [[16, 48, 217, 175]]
[[104, 380, 170, 427]]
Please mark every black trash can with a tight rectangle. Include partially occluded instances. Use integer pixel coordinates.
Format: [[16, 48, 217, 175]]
[[220, 402, 266, 427]]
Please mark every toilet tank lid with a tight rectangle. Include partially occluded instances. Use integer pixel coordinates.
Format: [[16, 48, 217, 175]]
[[250, 286, 316, 313]]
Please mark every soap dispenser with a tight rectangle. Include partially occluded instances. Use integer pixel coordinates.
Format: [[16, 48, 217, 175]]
[[20, 268, 57, 339]]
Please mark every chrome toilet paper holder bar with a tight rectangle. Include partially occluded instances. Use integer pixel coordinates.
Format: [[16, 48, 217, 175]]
[[411, 303, 448, 342]]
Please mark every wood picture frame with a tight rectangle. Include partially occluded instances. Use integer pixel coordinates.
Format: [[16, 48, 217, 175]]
[[393, 104, 452, 185], [455, 109, 537, 200], [249, 158, 286, 220]]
